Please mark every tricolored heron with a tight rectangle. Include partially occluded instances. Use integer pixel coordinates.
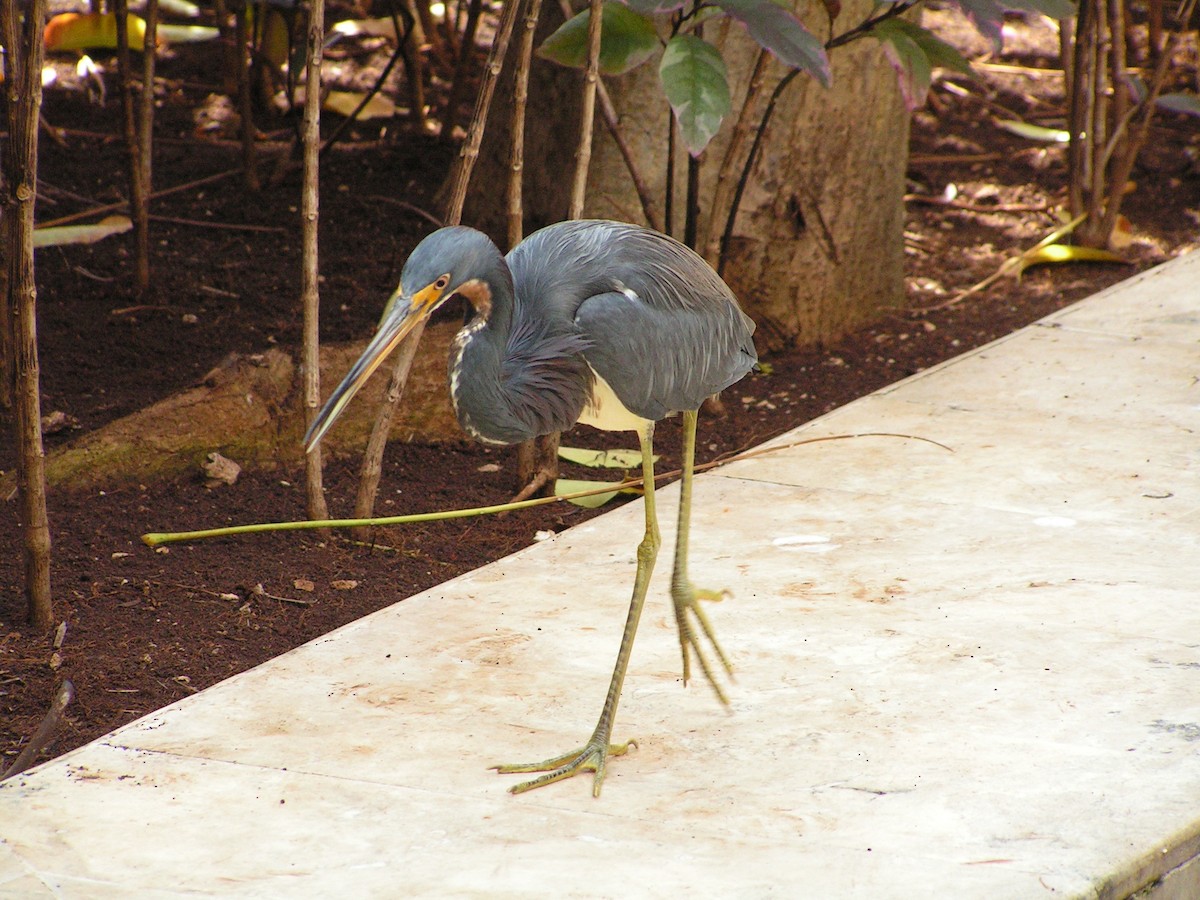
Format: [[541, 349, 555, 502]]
[[306, 219, 757, 795]]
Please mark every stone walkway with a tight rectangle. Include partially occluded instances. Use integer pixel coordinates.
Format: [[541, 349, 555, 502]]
[[2, 253, 1198, 898]]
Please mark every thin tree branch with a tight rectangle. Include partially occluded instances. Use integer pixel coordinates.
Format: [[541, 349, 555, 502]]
[[235, 2, 260, 190], [553, 0, 660, 230], [569, 0, 603, 218], [1, 680, 74, 780], [442, 0, 484, 138], [702, 47, 769, 267], [2, 0, 53, 629], [509, 0, 540, 248], [354, 0, 524, 521], [137, 0, 158, 297], [1096, 0, 1193, 241], [320, 3, 414, 155], [302, 0, 331, 522]]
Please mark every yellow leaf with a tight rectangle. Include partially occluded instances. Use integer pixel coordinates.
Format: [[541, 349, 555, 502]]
[[1012, 243, 1128, 277], [555, 478, 629, 508], [995, 119, 1070, 143], [558, 446, 656, 469], [322, 90, 396, 120], [33, 215, 132, 249], [45, 12, 145, 52], [158, 24, 220, 44], [331, 18, 400, 39]]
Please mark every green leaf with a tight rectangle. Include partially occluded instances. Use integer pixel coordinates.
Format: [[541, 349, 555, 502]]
[[622, 0, 685, 12], [1003, 0, 1077, 20], [322, 90, 396, 120], [713, 0, 829, 86], [953, 0, 1005, 48], [33, 215, 132, 249], [537, 2, 660, 76], [659, 34, 731, 156], [996, 119, 1070, 143], [558, 446, 658, 468], [875, 18, 973, 76], [874, 24, 933, 109], [1157, 92, 1200, 118], [555, 478, 628, 508]]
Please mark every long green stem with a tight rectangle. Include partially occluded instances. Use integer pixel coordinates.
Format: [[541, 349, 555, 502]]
[[142, 431, 952, 548], [144, 486, 604, 547]]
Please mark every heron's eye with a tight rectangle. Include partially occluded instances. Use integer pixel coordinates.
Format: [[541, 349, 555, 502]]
[[434, 275, 451, 291]]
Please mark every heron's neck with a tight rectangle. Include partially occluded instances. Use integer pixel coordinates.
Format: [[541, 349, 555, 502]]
[[457, 266, 514, 338], [448, 268, 528, 444]]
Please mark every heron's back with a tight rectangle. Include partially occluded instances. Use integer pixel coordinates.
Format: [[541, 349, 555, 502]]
[[507, 220, 758, 423]]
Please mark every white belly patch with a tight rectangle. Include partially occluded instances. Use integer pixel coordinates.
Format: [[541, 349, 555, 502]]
[[578, 367, 650, 433]]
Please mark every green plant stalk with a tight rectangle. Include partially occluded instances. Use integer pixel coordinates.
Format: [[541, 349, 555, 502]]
[[142, 483, 620, 547], [142, 431, 951, 548]]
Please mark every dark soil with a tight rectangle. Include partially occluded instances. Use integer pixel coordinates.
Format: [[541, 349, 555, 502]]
[[3, 9, 1198, 774]]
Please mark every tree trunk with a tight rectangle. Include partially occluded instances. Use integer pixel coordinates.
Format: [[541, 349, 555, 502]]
[[0, 328, 465, 498], [466, 0, 909, 351]]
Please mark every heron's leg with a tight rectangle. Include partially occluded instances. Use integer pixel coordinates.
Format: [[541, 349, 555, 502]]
[[495, 422, 660, 796], [670, 409, 733, 706]]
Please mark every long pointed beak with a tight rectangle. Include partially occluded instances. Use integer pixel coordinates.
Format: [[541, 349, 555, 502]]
[[304, 283, 439, 451]]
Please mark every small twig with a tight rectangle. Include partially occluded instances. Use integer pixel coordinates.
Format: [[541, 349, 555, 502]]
[[973, 61, 1063, 76], [2, 680, 75, 781], [366, 195, 445, 228], [595, 77, 662, 231], [36, 168, 243, 229], [904, 194, 1056, 214], [909, 152, 1004, 165], [199, 285, 240, 299], [111, 303, 180, 315], [251, 583, 314, 606], [147, 214, 287, 233], [508, 467, 553, 504], [914, 212, 1087, 313]]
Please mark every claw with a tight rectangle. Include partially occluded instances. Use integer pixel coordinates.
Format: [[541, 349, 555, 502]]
[[494, 738, 638, 796]]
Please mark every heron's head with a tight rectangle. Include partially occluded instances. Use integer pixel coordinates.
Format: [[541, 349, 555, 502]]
[[305, 226, 507, 451]]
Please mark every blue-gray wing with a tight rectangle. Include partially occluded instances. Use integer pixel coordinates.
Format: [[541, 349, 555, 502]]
[[576, 289, 757, 420], [508, 219, 758, 420]]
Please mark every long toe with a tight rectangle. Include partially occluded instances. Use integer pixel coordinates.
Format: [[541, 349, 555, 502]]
[[672, 582, 734, 705], [494, 738, 637, 796]]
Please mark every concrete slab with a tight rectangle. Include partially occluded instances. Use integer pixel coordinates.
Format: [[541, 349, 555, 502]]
[[2, 252, 1198, 898]]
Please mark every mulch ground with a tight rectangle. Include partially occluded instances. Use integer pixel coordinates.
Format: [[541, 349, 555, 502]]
[[2, 8, 1198, 774]]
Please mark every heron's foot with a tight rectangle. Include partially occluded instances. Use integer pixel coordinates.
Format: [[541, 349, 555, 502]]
[[672, 581, 734, 706], [493, 736, 638, 796]]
